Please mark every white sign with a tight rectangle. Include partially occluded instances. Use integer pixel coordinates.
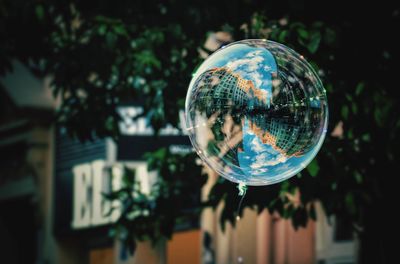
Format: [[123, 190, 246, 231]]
[[71, 160, 121, 229], [118, 106, 188, 136], [71, 160, 157, 229]]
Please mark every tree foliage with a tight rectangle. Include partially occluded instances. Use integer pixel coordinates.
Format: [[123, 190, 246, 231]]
[[105, 149, 206, 250], [1, 1, 399, 262]]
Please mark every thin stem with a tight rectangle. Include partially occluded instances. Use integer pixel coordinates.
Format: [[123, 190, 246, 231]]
[[236, 182, 247, 221]]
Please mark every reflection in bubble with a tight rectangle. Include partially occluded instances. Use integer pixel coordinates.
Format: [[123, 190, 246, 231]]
[[185, 40, 328, 186]]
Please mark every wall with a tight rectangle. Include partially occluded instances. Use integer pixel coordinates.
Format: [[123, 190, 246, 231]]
[[201, 171, 315, 264]]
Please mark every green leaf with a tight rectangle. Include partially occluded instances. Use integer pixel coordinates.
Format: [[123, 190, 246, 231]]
[[283, 204, 295, 219], [361, 133, 370, 142], [98, 24, 107, 35], [345, 193, 356, 215], [351, 103, 358, 115], [278, 30, 288, 42], [307, 159, 320, 177], [106, 32, 117, 47], [297, 28, 309, 39], [291, 207, 308, 229], [153, 148, 168, 160], [280, 180, 290, 193], [355, 82, 365, 96], [114, 25, 128, 36], [354, 171, 363, 184], [341, 105, 349, 120], [307, 32, 321, 53], [122, 167, 136, 186], [35, 5, 45, 21], [347, 129, 353, 139]]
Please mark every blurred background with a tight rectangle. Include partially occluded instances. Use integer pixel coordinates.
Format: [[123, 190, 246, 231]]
[[0, 1, 398, 263]]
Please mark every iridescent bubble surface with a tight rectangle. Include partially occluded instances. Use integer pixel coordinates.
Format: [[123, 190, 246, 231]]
[[185, 39, 328, 186]]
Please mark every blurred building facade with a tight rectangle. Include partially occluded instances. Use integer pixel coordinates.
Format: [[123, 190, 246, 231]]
[[0, 63, 356, 264], [0, 62, 58, 264]]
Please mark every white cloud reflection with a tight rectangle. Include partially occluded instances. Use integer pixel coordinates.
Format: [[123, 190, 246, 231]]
[[226, 50, 267, 88]]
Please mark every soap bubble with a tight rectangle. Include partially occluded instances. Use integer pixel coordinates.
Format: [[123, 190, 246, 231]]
[[185, 39, 328, 186]]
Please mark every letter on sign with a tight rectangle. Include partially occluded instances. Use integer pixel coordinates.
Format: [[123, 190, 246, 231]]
[[71, 160, 121, 229], [71, 163, 92, 229]]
